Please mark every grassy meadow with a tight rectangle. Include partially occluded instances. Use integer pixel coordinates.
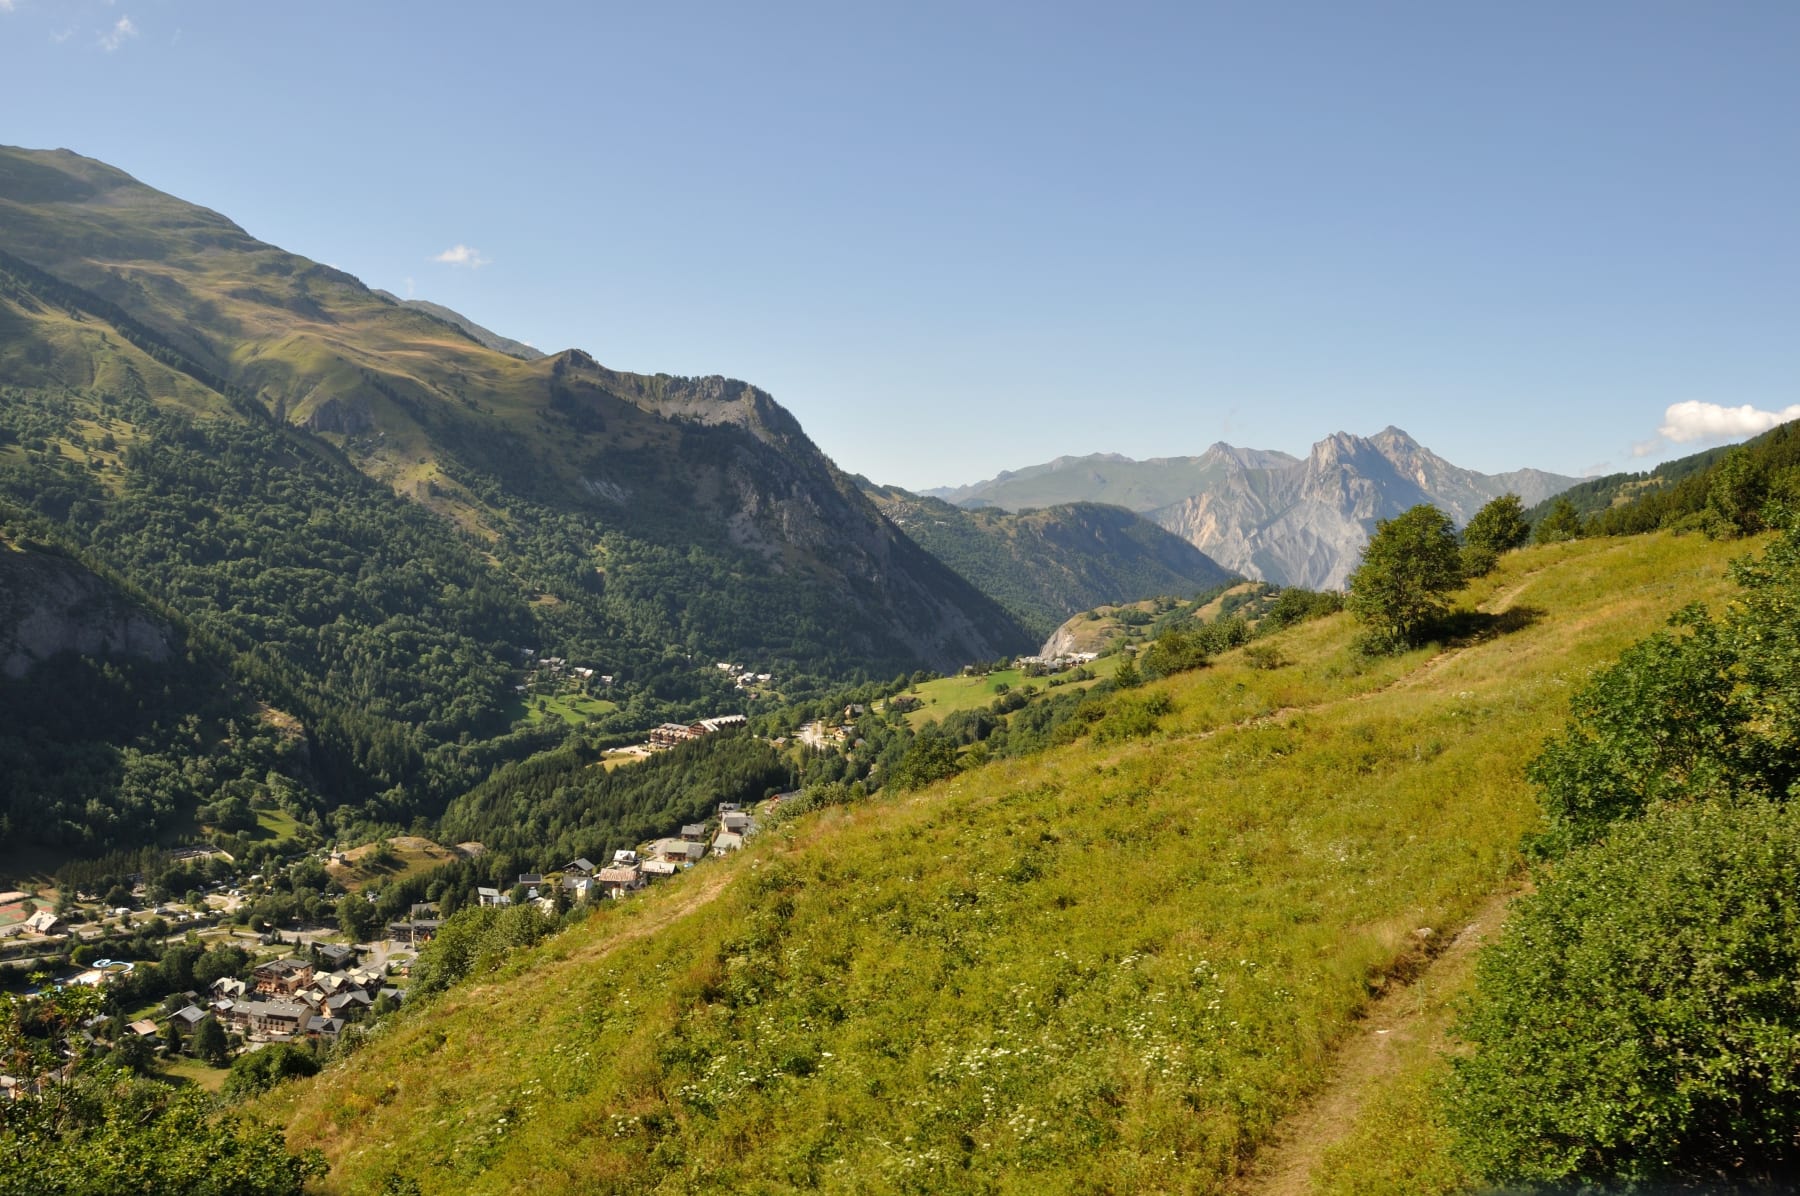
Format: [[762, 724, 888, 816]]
[[896, 655, 1121, 728], [261, 533, 1751, 1194], [509, 691, 620, 729], [326, 837, 468, 893]]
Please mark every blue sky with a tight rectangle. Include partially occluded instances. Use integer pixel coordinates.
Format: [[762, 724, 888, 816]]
[[3, 1, 1797, 488]]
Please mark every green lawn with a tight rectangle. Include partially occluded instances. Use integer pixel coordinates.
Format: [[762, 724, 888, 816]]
[[156, 1053, 229, 1094], [251, 808, 305, 843], [510, 692, 619, 727]]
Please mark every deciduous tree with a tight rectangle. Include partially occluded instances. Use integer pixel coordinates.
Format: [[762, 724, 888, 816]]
[[1345, 505, 1464, 649], [1460, 493, 1530, 576]]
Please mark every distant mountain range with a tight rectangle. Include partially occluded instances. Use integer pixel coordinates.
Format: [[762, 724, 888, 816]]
[[927, 429, 1581, 589]]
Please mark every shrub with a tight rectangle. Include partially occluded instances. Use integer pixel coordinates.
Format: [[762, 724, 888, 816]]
[[1091, 692, 1172, 744], [1139, 629, 1209, 679], [224, 1041, 321, 1100], [1242, 644, 1287, 671], [1447, 798, 1800, 1186]]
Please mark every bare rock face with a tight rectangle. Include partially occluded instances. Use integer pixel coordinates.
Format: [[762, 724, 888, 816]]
[[937, 430, 1576, 590], [0, 543, 171, 679], [303, 395, 376, 436], [1149, 429, 1577, 589]]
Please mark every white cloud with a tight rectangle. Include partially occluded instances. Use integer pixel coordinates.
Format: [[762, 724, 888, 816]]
[[1632, 401, 1800, 458], [1659, 400, 1800, 443], [0, 1, 19, 15], [403, 276, 416, 298], [432, 244, 489, 268], [99, 14, 135, 51]]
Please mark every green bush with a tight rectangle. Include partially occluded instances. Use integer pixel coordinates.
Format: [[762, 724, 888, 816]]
[[1527, 523, 1800, 854], [223, 1042, 321, 1101], [1447, 798, 1800, 1186], [408, 902, 559, 997], [1090, 692, 1172, 743], [1138, 628, 1209, 679]]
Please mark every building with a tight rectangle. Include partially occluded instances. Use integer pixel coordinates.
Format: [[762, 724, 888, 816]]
[[698, 714, 748, 733], [252, 958, 315, 996], [651, 839, 706, 867], [649, 722, 702, 748], [239, 1000, 308, 1040], [596, 866, 644, 899], [386, 919, 441, 948], [313, 942, 357, 970]]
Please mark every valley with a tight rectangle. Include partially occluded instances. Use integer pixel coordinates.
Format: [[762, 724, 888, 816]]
[[3, 136, 1799, 1196], [250, 531, 1752, 1193]]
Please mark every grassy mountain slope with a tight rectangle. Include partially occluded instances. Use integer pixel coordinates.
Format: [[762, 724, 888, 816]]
[[374, 293, 546, 361], [261, 531, 1749, 1194], [863, 482, 1237, 641], [0, 145, 1029, 681], [0, 144, 1032, 855]]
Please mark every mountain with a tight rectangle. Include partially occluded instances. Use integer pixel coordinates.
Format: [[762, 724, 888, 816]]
[[1522, 442, 1740, 525], [0, 144, 1026, 673], [0, 145, 1030, 843], [861, 482, 1237, 640], [371, 292, 546, 361], [923, 447, 1300, 512], [0, 532, 312, 853], [936, 430, 1579, 590]]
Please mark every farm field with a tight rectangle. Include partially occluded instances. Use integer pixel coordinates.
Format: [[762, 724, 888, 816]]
[[261, 533, 1753, 1194]]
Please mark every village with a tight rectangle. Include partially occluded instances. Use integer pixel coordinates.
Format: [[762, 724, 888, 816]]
[[0, 791, 767, 1095]]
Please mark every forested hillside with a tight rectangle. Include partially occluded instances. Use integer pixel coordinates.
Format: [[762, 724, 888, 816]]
[[1524, 419, 1800, 539], [0, 145, 1036, 858], [863, 482, 1236, 640]]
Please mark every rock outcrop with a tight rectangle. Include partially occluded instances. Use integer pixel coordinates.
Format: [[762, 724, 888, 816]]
[[0, 542, 171, 679], [935, 429, 1579, 590], [1151, 428, 1576, 589]]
